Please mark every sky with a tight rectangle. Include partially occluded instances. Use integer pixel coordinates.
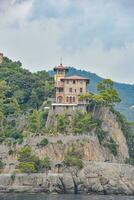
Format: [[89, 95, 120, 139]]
[[0, 0, 134, 84]]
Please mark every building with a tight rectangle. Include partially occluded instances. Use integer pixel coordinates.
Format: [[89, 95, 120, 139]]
[[0, 53, 3, 64], [52, 63, 89, 112]]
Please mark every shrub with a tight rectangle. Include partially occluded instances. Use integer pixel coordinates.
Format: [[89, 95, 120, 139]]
[[72, 110, 95, 134], [96, 128, 105, 144], [38, 138, 49, 147], [64, 155, 83, 170], [17, 146, 32, 162], [67, 144, 83, 159], [57, 140, 63, 144], [8, 149, 14, 156], [11, 172, 16, 181], [17, 146, 51, 173], [0, 160, 4, 171], [57, 112, 68, 133], [125, 157, 134, 165], [18, 162, 36, 174], [107, 138, 118, 156]]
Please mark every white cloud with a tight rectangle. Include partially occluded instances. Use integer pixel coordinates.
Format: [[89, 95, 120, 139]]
[[0, 0, 134, 83], [0, 0, 33, 27]]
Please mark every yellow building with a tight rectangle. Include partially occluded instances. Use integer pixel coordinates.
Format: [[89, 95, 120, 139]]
[[0, 53, 3, 64], [54, 63, 89, 105]]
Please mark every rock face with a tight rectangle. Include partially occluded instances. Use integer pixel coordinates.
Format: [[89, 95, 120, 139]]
[[0, 162, 134, 195], [93, 107, 129, 163], [0, 107, 129, 173], [0, 107, 131, 194]]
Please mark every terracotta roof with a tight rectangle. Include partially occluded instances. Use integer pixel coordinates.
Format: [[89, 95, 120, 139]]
[[61, 75, 89, 82], [54, 64, 68, 70]]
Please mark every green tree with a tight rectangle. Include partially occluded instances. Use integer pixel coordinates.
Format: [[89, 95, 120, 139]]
[[72, 110, 94, 134], [17, 146, 32, 162], [97, 79, 121, 106], [17, 162, 36, 174], [57, 112, 69, 133], [63, 155, 83, 170], [28, 110, 40, 133]]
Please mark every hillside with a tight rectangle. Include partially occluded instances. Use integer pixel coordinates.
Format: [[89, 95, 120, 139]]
[[0, 57, 134, 195], [66, 67, 134, 121]]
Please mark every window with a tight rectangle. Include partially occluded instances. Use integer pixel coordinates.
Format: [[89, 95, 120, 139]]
[[67, 80, 69, 84], [73, 96, 75, 102], [69, 88, 72, 92], [80, 88, 83, 93], [73, 80, 76, 84], [66, 96, 69, 103], [75, 89, 77, 92], [80, 80, 83, 84], [59, 88, 63, 92]]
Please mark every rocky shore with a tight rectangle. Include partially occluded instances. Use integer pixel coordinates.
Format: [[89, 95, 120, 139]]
[[0, 161, 134, 195]]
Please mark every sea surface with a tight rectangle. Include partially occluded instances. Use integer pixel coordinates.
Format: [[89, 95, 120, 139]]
[[0, 194, 134, 200]]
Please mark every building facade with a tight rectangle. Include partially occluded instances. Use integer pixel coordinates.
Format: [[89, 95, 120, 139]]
[[53, 64, 89, 105], [0, 53, 3, 64]]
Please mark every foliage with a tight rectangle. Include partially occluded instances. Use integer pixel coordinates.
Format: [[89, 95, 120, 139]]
[[66, 67, 134, 121], [67, 144, 83, 159], [107, 138, 118, 156], [57, 140, 63, 144], [72, 110, 95, 134], [17, 146, 51, 173], [8, 149, 15, 156], [125, 158, 134, 165], [17, 146, 32, 162], [80, 79, 121, 111], [11, 172, 16, 181], [96, 128, 105, 144], [27, 110, 40, 133], [63, 144, 83, 170], [57, 112, 69, 133], [110, 108, 134, 160], [38, 138, 49, 147], [63, 155, 83, 170], [17, 162, 36, 174], [0, 56, 54, 142], [27, 110, 48, 133], [0, 160, 4, 171]]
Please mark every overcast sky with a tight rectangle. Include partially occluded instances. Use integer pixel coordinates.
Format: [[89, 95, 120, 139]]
[[0, 0, 134, 84]]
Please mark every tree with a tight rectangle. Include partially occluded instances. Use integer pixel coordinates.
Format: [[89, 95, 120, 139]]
[[28, 110, 40, 133], [72, 110, 94, 134], [17, 146, 32, 162], [17, 162, 36, 174], [97, 79, 121, 106], [97, 79, 114, 92], [57, 112, 69, 133], [80, 79, 121, 110]]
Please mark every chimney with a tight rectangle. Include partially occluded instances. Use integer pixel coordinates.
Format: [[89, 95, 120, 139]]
[[0, 53, 3, 64]]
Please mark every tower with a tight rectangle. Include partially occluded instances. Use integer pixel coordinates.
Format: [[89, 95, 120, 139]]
[[54, 63, 69, 103], [0, 53, 3, 64]]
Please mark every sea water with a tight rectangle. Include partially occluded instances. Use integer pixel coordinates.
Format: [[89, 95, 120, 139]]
[[0, 194, 134, 200]]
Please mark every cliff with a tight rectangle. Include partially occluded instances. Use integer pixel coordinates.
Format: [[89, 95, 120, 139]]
[[0, 107, 129, 174], [0, 105, 133, 195], [0, 162, 134, 195]]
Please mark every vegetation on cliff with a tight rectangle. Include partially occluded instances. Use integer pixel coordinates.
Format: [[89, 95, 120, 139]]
[[64, 67, 134, 121], [0, 57, 54, 143], [0, 56, 134, 174]]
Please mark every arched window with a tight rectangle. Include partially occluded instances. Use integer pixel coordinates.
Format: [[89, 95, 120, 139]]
[[73, 96, 75, 103], [57, 96, 63, 103], [70, 96, 72, 103]]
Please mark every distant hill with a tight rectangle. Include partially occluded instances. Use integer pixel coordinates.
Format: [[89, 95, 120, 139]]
[[49, 67, 134, 121]]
